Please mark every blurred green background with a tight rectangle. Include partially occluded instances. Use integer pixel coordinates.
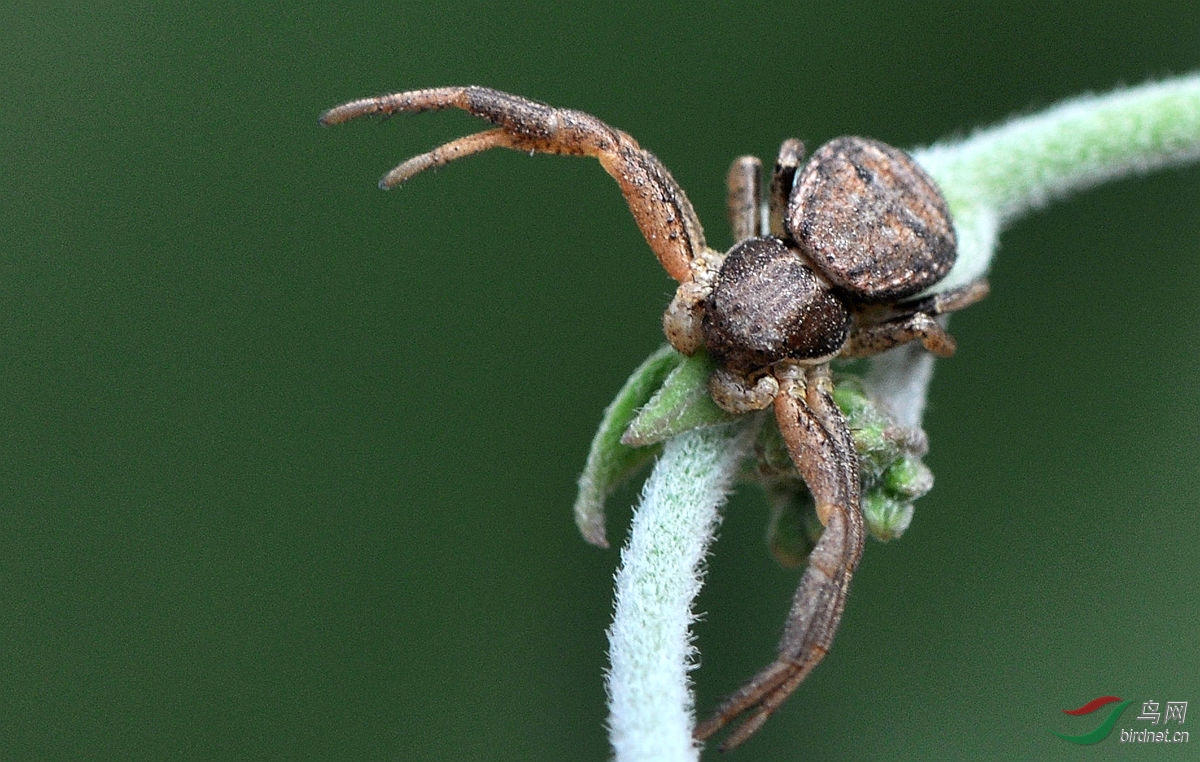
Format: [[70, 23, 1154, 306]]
[[4, 2, 1199, 759]]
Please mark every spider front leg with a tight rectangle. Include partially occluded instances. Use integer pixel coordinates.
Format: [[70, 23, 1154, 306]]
[[320, 86, 709, 286], [695, 364, 865, 750], [724, 139, 804, 242]]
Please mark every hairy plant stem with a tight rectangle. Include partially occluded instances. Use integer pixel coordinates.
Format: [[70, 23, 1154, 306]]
[[606, 424, 749, 761], [605, 73, 1200, 760]]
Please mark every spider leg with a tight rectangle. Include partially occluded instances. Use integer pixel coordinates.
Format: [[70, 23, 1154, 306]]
[[768, 139, 805, 238], [842, 278, 990, 358], [694, 364, 864, 750], [901, 277, 990, 316], [726, 155, 763, 241], [376, 127, 515, 187], [844, 312, 957, 357], [321, 86, 707, 284]]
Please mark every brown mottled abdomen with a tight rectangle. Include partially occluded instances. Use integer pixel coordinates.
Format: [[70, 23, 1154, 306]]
[[788, 137, 956, 302]]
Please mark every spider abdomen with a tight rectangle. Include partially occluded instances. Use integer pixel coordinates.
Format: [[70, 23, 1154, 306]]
[[790, 137, 956, 302]]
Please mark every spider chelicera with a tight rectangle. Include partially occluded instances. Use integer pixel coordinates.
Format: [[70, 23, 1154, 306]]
[[321, 86, 988, 750]]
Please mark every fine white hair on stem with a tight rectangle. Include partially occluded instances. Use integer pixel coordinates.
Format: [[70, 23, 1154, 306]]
[[604, 73, 1200, 760], [877, 72, 1200, 425], [605, 423, 752, 762]]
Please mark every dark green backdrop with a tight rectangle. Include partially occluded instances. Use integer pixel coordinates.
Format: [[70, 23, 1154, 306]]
[[4, 2, 1198, 759]]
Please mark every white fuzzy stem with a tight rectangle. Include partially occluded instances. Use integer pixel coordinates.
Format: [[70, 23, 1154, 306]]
[[606, 424, 747, 761]]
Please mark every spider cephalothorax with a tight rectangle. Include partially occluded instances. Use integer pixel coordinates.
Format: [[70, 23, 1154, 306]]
[[321, 86, 987, 749]]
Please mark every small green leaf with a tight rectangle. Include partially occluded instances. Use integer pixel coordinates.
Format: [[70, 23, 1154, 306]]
[[573, 345, 681, 547], [882, 455, 934, 500], [861, 491, 915, 542], [621, 349, 736, 447], [835, 378, 905, 479]]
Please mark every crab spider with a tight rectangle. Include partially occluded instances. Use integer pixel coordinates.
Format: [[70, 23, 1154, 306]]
[[321, 86, 987, 750]]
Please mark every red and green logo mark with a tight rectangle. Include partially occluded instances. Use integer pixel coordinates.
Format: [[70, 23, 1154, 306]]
[[1052, 696, 1134, 744], [1054, 695, 1190, 745]]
